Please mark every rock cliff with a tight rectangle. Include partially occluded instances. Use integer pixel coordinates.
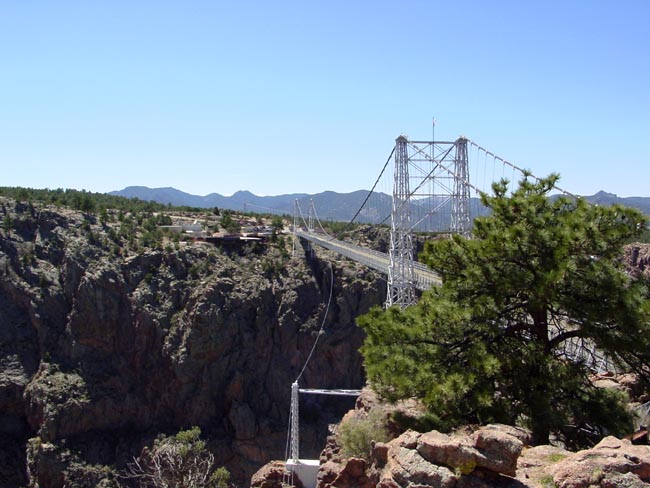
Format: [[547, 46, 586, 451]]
[[0, 197, 385, 487], [625, 243, 650, 281]]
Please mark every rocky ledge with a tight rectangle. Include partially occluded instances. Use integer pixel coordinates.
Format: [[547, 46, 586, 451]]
[[252, 387, 650, 488]]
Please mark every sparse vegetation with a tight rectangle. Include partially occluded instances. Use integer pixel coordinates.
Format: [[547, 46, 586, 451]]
[[220, 211, 240, 234], [546, 453, 567, 463], [2, 214, 13, 232], [338, 410, 389, 461], [123, 427, 231, 488], [539, 474, 555, 487]]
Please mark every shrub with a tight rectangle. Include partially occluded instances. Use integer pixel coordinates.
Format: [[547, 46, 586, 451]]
[[123, 427, 230, 487], [210, 467, 231, 488], [338, 409, 389, 461], [38, 272, 49, 288], [2, 215, 13, 232]]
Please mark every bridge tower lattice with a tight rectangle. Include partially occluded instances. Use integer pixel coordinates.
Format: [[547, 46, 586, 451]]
[[451, 137, 471, 236], [387, 136, 472, 307], [386, 135, 417, 308]]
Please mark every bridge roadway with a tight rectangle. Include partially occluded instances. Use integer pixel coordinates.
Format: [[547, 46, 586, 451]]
[[295, 229, 441, 290], [296, 230, 616, 377]]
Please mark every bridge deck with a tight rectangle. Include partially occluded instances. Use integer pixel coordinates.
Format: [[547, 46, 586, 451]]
[[296, 230, 441, 290]]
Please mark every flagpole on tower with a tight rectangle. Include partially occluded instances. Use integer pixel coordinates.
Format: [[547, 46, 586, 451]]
[[432, 117, 436, 156], [432, 116, 435, 143]]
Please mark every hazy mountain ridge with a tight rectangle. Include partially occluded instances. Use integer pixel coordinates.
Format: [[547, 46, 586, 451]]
[[109, 186, 650, 226], [584, 190, 650, 215], [109, 186, 392, 223]]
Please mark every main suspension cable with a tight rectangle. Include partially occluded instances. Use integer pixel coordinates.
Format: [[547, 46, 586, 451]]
[[312, 202, 333, 239], [295, 262, 335, 382], [283, 262, 335, 485], [337, 146, 395, 237], [467, 139, 576, 197], [294, 200, 311, 229]]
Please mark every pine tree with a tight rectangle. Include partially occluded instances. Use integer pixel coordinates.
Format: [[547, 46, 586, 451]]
[[359, 174, 650, 446]]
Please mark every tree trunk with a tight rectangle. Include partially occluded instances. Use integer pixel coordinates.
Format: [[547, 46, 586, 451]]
[[530, 416, 550, 445], [529, 309, 551, 445]]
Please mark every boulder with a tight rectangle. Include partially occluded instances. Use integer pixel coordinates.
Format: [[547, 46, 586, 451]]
[[370, 425, 525, 487], [416, 426, 524, 478], [471, 425, 524, 477], [251, 460, 303, 488], [515, 444, 571, 485], [317, 457, 374, 488], [386, 446, 456, 488], [551, 436, 650, 488], [417, 430, 483, 475]]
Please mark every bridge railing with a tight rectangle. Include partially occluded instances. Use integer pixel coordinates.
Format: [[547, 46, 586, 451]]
[[295, 229, 441, 290]]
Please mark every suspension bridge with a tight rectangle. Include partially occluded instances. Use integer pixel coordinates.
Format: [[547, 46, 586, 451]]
[[292, 134, 572, 308], [282, 130, 607, 487]]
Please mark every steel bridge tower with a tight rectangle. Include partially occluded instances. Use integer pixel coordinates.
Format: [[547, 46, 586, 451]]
[[451, 137, 471, 236], [387, 135, 417, 308], [387, 135, 472, 307]]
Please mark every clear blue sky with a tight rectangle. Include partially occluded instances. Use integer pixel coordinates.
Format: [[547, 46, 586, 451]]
[[1, 1, 648, 197]]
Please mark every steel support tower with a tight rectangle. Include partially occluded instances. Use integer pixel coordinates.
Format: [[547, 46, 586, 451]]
[[289, 381, 300, 462], [451, 137, 471, 236], [308, 199, 315, 233], [292, 200, 298, 257], [387, 135, 417, 308]]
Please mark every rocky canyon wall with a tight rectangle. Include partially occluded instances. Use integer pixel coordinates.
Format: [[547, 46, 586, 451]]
[[0, 198, 385, 487]]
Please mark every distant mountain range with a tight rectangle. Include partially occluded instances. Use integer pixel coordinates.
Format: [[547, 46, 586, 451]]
[[109, 186, 394, 224], [109, 186, 650, 230], [582, 191, 650, 215]]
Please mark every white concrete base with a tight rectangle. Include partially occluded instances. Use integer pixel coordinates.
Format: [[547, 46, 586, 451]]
[[286, 459, 320, 488]]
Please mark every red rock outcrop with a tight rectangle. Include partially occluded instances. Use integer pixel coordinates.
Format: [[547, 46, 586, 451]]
[[318, 457, 374, 488], [550, 436, 650, 488], [625, 243, 650, 280], [375, 425, 525, 486], [250, 460, 303, 488]]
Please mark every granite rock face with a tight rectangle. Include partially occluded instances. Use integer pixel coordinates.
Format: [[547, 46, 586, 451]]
[[0, 198, 385, 487], [625, 243, 650, 280], [550, 436, 650, 488]]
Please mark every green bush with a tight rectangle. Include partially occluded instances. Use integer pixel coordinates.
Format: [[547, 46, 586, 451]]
[[210, 466, 231, 488], [338, 409, 389, 461], [124, 427, 231, 487], [2, 215, 13, 232]]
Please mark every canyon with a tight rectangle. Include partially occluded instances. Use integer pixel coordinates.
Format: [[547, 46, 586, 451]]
[[0, 197, 384, 487]]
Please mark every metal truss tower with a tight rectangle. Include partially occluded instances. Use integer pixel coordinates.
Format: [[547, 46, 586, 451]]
[[292, 199, 299, 257], [308, 199, 315, 233], [387, 135, 417, 308], [289, 381, 300, 462], [451, 137, 471, 237]]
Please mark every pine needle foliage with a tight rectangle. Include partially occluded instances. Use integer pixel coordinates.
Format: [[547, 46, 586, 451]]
[[359, 174, 650, 446]]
